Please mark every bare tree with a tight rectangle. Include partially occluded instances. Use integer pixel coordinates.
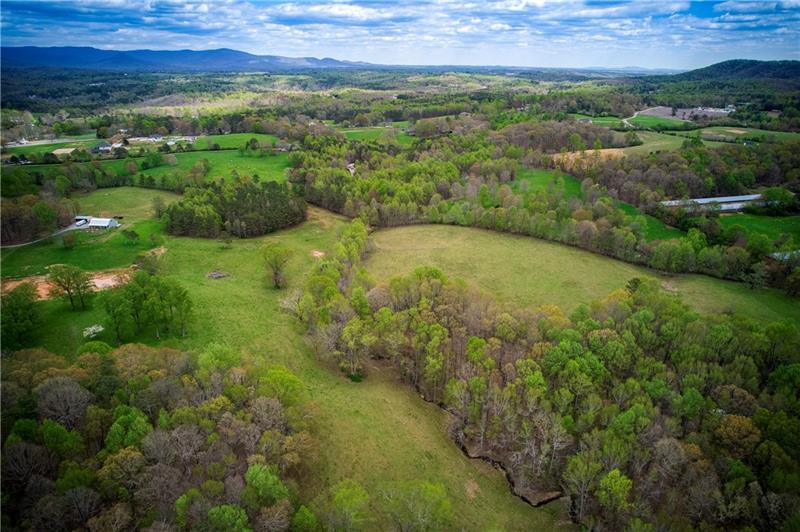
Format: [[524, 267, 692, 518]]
[[35, 377, 93, 430]]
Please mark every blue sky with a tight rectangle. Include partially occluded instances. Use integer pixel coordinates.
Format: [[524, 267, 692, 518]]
[[2, 0, 799, 68]]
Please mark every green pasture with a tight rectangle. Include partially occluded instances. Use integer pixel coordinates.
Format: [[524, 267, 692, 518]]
[[718, 213, 800, 242], [364, 224, 799, 324], [569, 113, 623, 128], [193, 133, 279, 149]]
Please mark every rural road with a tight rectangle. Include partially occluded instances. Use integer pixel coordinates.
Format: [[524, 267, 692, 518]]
[[1, 224, 85, 249], [622, 107, 658, 128]]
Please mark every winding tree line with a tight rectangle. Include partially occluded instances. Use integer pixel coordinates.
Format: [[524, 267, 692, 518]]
[[294, 219, 800, 531]]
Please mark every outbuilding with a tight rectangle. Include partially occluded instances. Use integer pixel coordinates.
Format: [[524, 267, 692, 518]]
[[87, 217, 119, 229]]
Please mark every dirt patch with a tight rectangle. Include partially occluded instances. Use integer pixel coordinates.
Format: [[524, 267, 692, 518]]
[[724, 128, 746, 135], [1, 268, 131, 300], [554, 148, 624, 168], [148, 246, 168, 256], [465, 479, 480, 500], [660, 280, 678, 294], [207, 270, 229, 279], [310, 250, 325, 258]]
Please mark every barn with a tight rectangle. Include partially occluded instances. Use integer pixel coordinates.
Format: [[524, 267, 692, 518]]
[[87, 217, 119, 229]]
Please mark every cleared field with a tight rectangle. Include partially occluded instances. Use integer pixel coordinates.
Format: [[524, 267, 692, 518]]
[[194, 133, 279, 149], [630, 114, 690, 129], [719, 213, 800, 241], [569, 113, 624, 128], [72, 186, 179, 222], [30, 207, 566, 530], [364, 224, 799, 324], [618, 202, 685, 241], [1, 219, 164, 278], [337, 126, 414, 145], [688, 127, 800, 143], [514, 168, 582, 199], [20, 150, 290, 184], [620, 131, 727, 155], [1, 134, 97, 156]]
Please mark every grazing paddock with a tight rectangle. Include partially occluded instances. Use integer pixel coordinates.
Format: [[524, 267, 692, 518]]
[[29, 206, 566, 531], [718, 213, 800, 241], [72, 187, 180, 223], [513, 168, 583, 199], [1, 219, 165, 278], [364, 224, 799, 324], [630, 114, 691, 129], [193, 133, 279, 149], [569, 113, 624, 128]]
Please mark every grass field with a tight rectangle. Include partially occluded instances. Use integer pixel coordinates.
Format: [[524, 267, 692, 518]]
[[19, 149, 291, 184], [1, 134, 98, 156], [718, 213, 800, 241], [618, 202, 685, 241], [630, 114, 690, 129], [514, 168, 583, 199], [1, 188, 179, 278], [28, 207, 567, 530], [336, 125, 414, 145], [569, 113, 624, 128], [1, 219, 165, 278], [72, 187, 179, 222], [620, 131, 727, 155], [364, 224, 800, 324], [692, 127, 800, 143], [194, 133, 279, 149]]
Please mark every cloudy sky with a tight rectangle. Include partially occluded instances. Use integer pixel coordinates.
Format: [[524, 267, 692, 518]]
[[2, 0, 799, 69]]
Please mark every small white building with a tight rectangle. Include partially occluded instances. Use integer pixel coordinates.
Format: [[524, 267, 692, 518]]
[[87, 217, 119, 229]]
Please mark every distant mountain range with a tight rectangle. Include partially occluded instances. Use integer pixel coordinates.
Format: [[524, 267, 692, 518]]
[[1, 47, 797, 79], [0, 46, 372, 71]]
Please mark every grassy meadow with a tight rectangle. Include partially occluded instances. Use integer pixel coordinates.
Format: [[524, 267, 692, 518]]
[[1, 187, 178, 278], [718, 213, 800, 241], [569, 113, 624, 128], [193, 133, 279, 149], [28, 207, 568, 531], [1, 134, 98, 156], [630, 114, 689, 129], [364, 224, 800, 324], [336, 125, 414, 145]]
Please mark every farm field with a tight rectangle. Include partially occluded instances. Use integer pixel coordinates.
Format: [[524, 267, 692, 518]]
[[514, 168, 582, 199], [28, 207, 567, 531], [620, 130, 727, 155], [569, 113, 623, 128], [17, 149, 291, 184], [193, 132, 279, 149], [681, 126, 800, 143], [718, 213, 800, 241], [335, 125, 414, 145], [1, 187, 179, 278], [72, 186, 179, 222], [630, 114, 690, 129], [364, 224, 800, 324], [618, 202, 685, 240], [1, 134, 98, 156]]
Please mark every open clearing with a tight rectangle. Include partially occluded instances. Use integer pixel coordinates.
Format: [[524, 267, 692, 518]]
[[29, 207, 566, 530], [569, 113, 623, 128], [18, 149, 291, 185], [364, 224, 799, 324], [336, 125, 414, 145], [718, 213, 800, 241], [193, 132, 279, 149], [72, 186, 179, 222], [1, 268, 131, 299]]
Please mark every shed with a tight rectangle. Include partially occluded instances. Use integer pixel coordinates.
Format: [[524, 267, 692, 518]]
[[87, 217, 119, 229]]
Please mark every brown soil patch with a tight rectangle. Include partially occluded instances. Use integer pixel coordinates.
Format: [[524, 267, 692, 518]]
[[660, 280, 678, 294], [1, 268, 131, 300], [724, 128, 746, 135], [554, 148, 624, 168], [465, 479, 480, 500], [148, 246, 168, 256], [310, 250, 325, 258]]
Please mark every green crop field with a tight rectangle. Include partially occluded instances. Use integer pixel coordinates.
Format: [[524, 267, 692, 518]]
[[364, 224, 800, 324], [694, 126, 800, 143], [569, 113, 623, 128], [26, 207, 566, 531], [630, 114, 690, 129], [719, 213, 800, 241], [194, 133, 279, 149], [619, 131, 728, 155]]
